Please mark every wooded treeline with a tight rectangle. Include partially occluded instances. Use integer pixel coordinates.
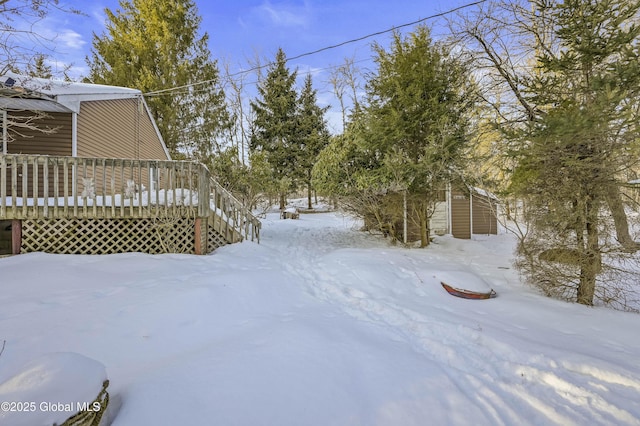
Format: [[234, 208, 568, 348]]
[[4, 0, 640, 309]]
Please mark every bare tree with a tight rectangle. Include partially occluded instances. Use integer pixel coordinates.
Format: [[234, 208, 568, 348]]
[[327, 66, 347, 131], [1, 0, 81, 75], [222, 60, 251, 164], [327, 56, 363, 132], [1, 1, 81, 151]]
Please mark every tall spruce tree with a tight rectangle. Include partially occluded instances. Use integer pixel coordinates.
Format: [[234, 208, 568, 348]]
[[509, 0, 640, 306], [86, 0, 229, 159], [362, 25, 475, 247], [250, 48, 300, 209], [298, 74, 330, 209]]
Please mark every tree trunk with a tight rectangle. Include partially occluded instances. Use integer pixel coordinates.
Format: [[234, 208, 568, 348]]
[[403, 190, 408, 245], [279, 194, 286, 210], [605, 185, 639, 251], [418, 203, 429, 248], [577, 201, 600, 306], [504, 199, 513, 221], [420, 216, 429, 248], [307, 171, 313, 209]]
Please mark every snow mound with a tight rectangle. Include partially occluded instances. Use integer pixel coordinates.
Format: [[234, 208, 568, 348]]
[[0, 352, 107, 426]]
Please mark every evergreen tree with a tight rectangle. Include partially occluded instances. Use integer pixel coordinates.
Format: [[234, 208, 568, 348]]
[[451, 0, 640, 308], [86, 0, 229, 159], [319, 25, 476, 247], [19, 54, 53, 79], [298, 74, 330, 209], [250, 48, 299, 209], [509, 0, 640, 306]]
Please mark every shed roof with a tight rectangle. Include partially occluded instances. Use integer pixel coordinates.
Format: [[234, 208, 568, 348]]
[[472, 186, 499, 201]]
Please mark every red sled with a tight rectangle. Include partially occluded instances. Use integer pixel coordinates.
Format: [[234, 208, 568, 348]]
[[441, 282, 497, 300]]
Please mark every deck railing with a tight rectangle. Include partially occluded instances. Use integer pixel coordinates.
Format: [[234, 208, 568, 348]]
[[210, 177, 262, 243], [0, 154, 260, 242]]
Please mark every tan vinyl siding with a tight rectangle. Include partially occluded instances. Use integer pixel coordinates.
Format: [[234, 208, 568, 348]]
[[138, 105, 170, 160], [6, 111, 72, 156], [77, 98, 169, 161], [472, 194, 498, 235], [451, 189, 471, 239], [76, 98, 170, 193], [6, 112, 73, 197]]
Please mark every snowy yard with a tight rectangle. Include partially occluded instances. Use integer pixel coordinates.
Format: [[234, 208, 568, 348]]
[[1, 211, 639, 425]]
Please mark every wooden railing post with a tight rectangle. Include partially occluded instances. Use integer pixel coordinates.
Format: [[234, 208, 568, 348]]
[[11, 157, 17, 218], [11, 219, 21, 254], [53, 157, 59, 217], [198, 164, 210, 218], [194, 217, 202, 255], [43, 156, 49, 218], [21, 156, 28, 218], [0, 155, 6, 218], [32, 155, 39, 218]]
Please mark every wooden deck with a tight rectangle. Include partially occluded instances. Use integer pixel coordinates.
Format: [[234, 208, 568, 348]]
[[0, 154, 260, 255]]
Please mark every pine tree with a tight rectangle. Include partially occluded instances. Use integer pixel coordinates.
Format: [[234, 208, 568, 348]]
[[362, 25, 476, 247], [298, 74, 329, 209], [250, 48, 300, 209], [86, 0, 229, 159], [22, 54, 53, 79], [509, 0, 640, 305]]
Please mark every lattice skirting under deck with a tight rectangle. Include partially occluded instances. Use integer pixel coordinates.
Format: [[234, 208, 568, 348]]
[[207, 224, 230, 251], [19, 217, 228, 255]]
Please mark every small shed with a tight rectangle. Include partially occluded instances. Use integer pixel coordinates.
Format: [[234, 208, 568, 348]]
[[449, 187, 499, 239], [374, 185, 499, 243]]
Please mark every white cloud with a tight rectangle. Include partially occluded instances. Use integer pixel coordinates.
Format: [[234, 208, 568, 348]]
[[56, 29, 87, 50], [253, 1, 310, 28]]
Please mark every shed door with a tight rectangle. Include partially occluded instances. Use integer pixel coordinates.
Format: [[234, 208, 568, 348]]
[[451, 190, 471, 239]]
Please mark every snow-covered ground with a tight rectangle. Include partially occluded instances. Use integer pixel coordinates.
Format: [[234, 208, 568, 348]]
[[1, 211, 639, 425]]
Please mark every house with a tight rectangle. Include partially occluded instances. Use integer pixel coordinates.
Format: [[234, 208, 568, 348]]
[[0, 73, 259, 255], [0, 72, 169, 161]]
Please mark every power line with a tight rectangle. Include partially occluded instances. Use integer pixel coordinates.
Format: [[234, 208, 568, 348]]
[[287, 0, 486, 62], [143, 0, 487, 97]]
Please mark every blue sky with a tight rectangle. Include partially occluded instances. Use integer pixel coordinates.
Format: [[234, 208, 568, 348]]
[[22, 0, 474, 132]]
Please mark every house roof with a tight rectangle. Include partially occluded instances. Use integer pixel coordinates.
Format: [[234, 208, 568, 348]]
[[0, 72, 141, 113], [0, 97, 72, 113]]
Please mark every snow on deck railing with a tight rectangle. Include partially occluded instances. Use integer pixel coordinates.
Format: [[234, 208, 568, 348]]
[[0, 154, 260, 242]]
